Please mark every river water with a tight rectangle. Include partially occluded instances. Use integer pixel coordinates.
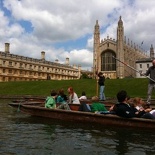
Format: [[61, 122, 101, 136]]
[[0, 99, 155, 155]]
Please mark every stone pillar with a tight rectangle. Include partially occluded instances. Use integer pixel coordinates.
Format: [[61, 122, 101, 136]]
[[5, 43, 10, 53], [41, 51, 45, 60], [65, 57, 69, 65], [150, 44, 154, 59]]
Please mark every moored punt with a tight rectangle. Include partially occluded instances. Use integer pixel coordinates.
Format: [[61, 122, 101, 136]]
[[24, 97, 46, 102], [9, 101, 45, 109], [9, 102, 80, 111], [12, 97, 45, 103], [9, 102, 155, 130], [10, 98, 155, 111]]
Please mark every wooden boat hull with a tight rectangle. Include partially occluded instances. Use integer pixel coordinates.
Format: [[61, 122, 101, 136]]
[[9, 102, 155, 130]]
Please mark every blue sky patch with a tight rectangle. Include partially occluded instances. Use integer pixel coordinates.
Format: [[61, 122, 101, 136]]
[[18, 20, 33, 33], [54, 34, 92, 51]]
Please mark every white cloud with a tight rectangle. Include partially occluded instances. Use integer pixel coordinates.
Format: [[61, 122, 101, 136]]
[[0, 0, 155, 70]]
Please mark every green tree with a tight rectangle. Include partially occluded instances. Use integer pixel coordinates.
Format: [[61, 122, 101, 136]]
[[80, 73, 90, 79]]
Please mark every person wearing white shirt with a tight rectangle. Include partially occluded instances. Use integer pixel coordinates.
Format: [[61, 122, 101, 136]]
[[79, 91, 87, 100], [67, 87, 80, 104]]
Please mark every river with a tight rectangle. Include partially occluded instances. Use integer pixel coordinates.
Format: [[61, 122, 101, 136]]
[[0, 99, 155, 155]]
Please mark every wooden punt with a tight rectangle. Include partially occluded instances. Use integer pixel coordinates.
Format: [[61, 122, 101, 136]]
[[12, 97, 45, 103], [9, 101, 44, 108], [10, 98, 155, 110], [9, 102, 155, 130]]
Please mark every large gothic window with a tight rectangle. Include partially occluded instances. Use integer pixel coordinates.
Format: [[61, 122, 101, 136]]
[[101, 51, 116, 71]]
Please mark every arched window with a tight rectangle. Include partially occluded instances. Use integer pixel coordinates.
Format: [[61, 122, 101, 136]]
[[101, 51, 116, 71]]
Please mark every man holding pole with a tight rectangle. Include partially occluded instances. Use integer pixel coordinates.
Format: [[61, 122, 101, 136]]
[[145, 59, 155, 105], [113, 56, 155, 104]]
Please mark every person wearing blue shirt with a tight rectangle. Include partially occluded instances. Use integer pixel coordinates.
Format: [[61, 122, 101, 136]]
[[57, 89, 70, 110]]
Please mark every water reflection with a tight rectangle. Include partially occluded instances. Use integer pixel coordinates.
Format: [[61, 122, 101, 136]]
[[1, 100, 155, 155]]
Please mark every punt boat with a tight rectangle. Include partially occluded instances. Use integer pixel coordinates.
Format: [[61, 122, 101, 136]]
[[9, 101, 155, 130]]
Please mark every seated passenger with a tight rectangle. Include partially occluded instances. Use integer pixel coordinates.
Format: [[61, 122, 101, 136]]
[[45, 90, 57, 109], [57, 89, 67, 104], [90, 96, 108, 113], [78, 102, 91, 112], [57, 88, 68, 102], [79, 91, 87, 100], [113, 90, 137, 118], [78, 96, 108, 113], [67, 87, 80, 104], [132, 97, 155, 119], [150, 110, 155, 117], [56, 89, 70, 110]]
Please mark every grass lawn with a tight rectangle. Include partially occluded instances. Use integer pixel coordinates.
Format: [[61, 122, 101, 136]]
[[0, 78, 154, 99]]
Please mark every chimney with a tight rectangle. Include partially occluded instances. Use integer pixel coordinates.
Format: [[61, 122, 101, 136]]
[[150, 44, 154, 59], [41, 51, 45, 60], [5, 43, 10, 53], [55, 59, 59, 63], [65, 57, 69, 65], [78, 65, 81, 79]]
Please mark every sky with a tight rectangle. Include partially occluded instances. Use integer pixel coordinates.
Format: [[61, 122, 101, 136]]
[[0, 0, 155, 71]]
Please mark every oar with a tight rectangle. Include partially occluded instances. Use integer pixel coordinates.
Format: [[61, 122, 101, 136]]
[[95, 69, 99, 97], [113, 56, 155, 83]]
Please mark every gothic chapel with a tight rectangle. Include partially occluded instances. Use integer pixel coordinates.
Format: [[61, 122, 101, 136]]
[[93, 16, 150, 79]]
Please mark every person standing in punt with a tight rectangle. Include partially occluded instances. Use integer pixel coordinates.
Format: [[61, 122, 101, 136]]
[[45, 90, 57, 109], [67, 87, 80, 104], [97, 72, 106, 101], [144, 59, 155, 105]]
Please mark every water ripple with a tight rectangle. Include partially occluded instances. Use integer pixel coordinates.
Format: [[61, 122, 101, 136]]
[[0, 100, 155, 155]]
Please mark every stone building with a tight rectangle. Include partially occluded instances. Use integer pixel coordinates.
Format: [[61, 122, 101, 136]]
[[0, 43, 81, 82], [93, 16, 149, 79]]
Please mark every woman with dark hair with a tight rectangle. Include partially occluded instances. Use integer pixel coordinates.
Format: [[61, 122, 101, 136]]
[[57, 89, 67, 103], [56, 88, 70, 110]]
